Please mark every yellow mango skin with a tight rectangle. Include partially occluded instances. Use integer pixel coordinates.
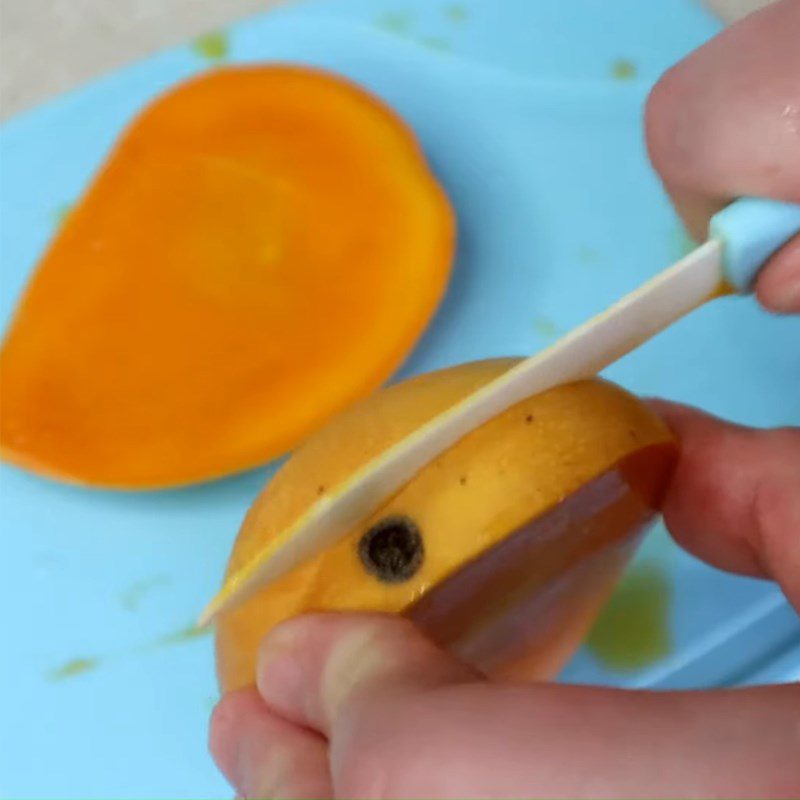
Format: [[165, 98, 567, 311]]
[[216, 359, 676, 692]]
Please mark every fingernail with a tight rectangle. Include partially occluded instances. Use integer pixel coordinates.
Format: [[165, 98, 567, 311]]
[[257, 615, 400, 726], [258, 620, 309, 708]]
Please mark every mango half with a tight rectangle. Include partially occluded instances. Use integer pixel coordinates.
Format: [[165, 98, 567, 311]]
[[0, 67, 453, 488], [216, 359, 677, 691]]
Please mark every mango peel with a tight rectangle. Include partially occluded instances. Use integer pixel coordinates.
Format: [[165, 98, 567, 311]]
[[215, 359, 677, 691]]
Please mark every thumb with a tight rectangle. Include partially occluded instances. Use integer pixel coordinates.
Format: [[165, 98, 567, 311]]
[[256, 614, 479, 798], [256, 613, 476, 736], [252, 614, 800, 799]]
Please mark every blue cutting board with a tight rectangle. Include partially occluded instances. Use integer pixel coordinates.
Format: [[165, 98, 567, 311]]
[[2, 1, 799, 797]]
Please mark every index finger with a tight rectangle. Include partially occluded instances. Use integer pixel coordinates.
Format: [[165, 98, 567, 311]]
[[650, 400, 800, 610], [645, 0, 800, 311], [646, 0, 800, 228]]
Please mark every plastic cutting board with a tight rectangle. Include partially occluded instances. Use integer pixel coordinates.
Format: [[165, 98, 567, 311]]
[[1, 1, 799, 797]]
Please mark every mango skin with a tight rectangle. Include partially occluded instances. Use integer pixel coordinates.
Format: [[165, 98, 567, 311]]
[[216, 359, 677, 691]]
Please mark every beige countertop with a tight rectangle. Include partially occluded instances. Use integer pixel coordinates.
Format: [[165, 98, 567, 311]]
[[0, 0, 286, 119], [0, 0, 773, 121]]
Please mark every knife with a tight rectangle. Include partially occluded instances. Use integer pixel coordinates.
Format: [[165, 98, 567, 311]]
[[200, 197, 800, 625]]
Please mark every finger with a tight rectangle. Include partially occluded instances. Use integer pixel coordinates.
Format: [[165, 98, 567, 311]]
[[645, 0, 800, 239], [755, 235, 800, 314], [256, 613, 476, 736], [649, 400, 800, 607], [377, 683, 800, 798], [256, 614, 800, 798], [210, 687, 332, 799]]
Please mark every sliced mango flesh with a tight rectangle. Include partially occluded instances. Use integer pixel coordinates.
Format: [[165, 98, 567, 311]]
[[215, 359, 677, 692], [0, 67, 454, 487]]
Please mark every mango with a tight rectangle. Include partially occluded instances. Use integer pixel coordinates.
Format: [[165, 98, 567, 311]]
[[0, 67, 453, 487], [216, 359, 677, 691]]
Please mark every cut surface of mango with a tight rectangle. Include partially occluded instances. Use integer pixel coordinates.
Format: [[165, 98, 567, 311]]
[[215, 359, 677, 691], [0, 67, 454, 487]]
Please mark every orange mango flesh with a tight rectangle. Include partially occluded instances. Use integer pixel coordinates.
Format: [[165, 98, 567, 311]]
[[0, 66, 454, 488], [216, 359, 677, 692]]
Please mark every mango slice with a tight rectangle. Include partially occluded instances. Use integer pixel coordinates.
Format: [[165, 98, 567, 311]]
[[0, 67, 454, 487], [215, 359, 677, 691]]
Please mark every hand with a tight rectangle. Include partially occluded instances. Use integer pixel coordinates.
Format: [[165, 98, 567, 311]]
[[210, 3, 800, 797], [646, 0, 800, 313]]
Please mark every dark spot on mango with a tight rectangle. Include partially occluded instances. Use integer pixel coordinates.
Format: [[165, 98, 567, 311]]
[[359, 515, 424, 583]]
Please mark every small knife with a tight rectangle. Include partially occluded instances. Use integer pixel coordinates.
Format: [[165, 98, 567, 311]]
[[200, 197, 800, 625]]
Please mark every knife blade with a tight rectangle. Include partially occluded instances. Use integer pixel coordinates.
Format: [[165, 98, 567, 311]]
[[200, 197, 800, 625]]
